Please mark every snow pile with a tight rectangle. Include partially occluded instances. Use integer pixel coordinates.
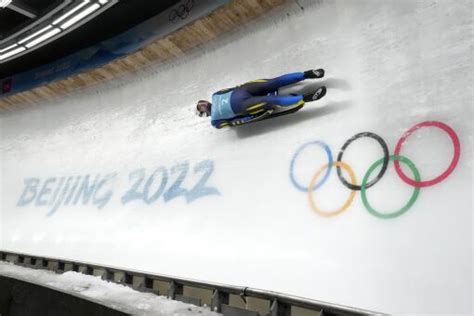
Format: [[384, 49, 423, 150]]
[[0, 261, 220, 316]]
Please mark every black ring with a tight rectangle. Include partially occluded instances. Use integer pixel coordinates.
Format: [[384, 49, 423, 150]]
[[336, 132, 389, 191]]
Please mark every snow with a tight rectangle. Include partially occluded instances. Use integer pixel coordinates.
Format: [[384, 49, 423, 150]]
[[0, 261, 219, 316]]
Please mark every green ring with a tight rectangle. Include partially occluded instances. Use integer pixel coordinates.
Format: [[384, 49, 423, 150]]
[[361, 155, 421, 219]]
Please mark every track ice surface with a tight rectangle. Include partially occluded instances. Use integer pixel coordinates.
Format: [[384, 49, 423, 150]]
[[0, 0, 472, 314]]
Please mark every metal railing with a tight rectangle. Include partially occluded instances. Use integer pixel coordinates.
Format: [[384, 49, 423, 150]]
[[0, 250, 384, 316]]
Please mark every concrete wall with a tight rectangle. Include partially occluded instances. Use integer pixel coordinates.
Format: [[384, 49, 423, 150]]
[[0, 0, 472, 314]]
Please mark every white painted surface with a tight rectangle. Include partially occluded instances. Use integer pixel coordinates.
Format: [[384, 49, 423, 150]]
[[0, 0, 472, 314]]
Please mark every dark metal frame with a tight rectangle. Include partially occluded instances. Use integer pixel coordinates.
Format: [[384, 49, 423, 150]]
[[0, 250, 384, 316]]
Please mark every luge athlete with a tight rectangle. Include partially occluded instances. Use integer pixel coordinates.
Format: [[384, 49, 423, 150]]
[[196, 69, 326, 128]]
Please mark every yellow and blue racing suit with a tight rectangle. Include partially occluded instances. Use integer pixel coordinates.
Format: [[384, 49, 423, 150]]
[[211, 72, 306, 128]]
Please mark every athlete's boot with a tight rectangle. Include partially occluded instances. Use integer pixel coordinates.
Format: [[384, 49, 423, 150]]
[[303, 86, 327, 102], [303, 69, 325, 79]]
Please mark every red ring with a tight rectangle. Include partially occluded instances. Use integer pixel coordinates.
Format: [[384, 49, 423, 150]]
[[394, 121, 461, 188]]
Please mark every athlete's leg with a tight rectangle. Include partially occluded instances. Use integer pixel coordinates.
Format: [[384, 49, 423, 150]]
[[242, 69, 325, 96], [242, 73, 306, 95], [242, 95, 304, 115]]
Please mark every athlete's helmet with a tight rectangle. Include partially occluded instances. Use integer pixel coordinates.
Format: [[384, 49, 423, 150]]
[[196, 100, 211, 117]]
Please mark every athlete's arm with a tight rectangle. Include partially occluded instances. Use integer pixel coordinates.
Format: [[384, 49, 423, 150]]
[[231, 110, 274, 126], [211, 119, 231, 129], [229, 115, 255, 126], [211, 115, 255, 128]]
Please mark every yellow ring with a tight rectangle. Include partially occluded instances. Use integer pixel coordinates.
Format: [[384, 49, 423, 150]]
[[307, 161, 357, 217]]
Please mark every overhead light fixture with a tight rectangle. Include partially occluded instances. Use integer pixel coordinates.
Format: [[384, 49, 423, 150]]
[[60, 3, 100, 29], [0, 46, 26, 60], [52, 0, 90, 25], [0, 43, 18, 53], [25, 28, 61, 48], [19, 25, 53, 44], [0, 0, 117, 63], [0, 0, 12, 8]]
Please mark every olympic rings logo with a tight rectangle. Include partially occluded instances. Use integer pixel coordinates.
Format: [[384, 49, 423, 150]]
[[169, 0, 194, 23], [289, 121, 461, 219]]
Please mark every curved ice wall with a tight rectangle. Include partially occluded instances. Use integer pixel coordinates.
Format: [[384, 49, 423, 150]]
[[1, 0, 472, 314]]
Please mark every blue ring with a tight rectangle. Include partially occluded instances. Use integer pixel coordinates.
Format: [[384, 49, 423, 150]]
[[290, 141, 333, 192]]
